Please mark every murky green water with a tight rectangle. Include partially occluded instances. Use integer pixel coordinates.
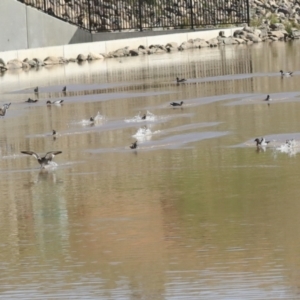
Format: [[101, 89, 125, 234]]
[[1, 41, 300, 299]]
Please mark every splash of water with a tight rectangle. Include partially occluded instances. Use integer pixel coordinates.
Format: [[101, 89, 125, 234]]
[[125, 111, 156, 123]]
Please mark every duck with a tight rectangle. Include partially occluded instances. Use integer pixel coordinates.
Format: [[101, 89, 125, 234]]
[[264, 95, 271, 102], [170, 101, 184, 107], [176, 77, 187, 83], [130, 141, 138, 149], [141, 114, 146, 120], [46, 99, 64, 105], [89, 117, 94, 122], [26, 98, 38, 103], [0, 103, 11, 116], [34, 86, 39, 93], [254, 137, 270, 148], [62, 86, 67, 92], [21, 151, 62, 168], [280, 70, 293, 76]]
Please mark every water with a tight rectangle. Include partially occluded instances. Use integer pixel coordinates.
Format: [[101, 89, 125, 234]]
[[1, 41, 300, 299]]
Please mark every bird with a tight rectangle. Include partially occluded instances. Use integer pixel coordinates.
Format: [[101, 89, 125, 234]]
[[170, 101, 184, 107], [280, 70, 293, 76], [176, 77, 187, 83], [62, 86, 67, 92], [264, 95, 271, 102], [26, 98, 38, 103], [0, 103, 11, 116], [254, 137, 270, 148], [141, 114, 146, 120], [21, 151, 62, 168], [52, 130, 57, 140], [130, 141, 138, 149], [34, 86, 39, 93], [46, 100, 64, 105], [89, 117, 94, 122]]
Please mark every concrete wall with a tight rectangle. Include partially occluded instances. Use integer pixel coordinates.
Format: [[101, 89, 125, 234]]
[[0, 0, 91, 52], [0, 27, 241, 64]]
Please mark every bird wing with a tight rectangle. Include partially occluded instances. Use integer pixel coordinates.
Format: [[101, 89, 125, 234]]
[[3, 103, 11, 109], [21, 151, 41, 160], [44, 151, 62, 160]]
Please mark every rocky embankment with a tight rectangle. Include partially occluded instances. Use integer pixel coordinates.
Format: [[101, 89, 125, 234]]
[[0, 23, 294, 73]]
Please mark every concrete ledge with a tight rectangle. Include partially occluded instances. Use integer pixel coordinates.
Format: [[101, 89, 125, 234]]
[[0, 27, 241, 66]]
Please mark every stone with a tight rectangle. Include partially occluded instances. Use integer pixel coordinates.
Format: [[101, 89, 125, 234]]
[[222, 37, 238, 44], [245, 33, 262, 42], [0, 58, 6, 67], [269, 30, 285, 39], [129, 49, 139, 56], [234, 38, 246, 43], [76, 54, 87, 61], [27, 60, 37, 67], [165, 42, 178, 48], [87, 52, 104, 60], [44, 56, 65, 65], [33, 58, 45, 66], [7, 59, 23, 69], [207, 38, 219, 46]]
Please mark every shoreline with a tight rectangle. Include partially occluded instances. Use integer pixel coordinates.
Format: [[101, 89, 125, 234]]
[[0, 24, 293, 77]]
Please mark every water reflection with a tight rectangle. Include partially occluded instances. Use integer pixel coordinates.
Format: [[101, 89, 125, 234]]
[[1, 42, 300, 298]]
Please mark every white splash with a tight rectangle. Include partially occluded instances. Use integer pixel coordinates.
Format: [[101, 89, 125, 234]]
[[132, 126, 160, 141], [275, 139, 299, 156], [80, 111, 106, 126], [125, 111, 156, 123]]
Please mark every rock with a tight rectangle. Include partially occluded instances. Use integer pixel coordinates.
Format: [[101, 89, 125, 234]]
[[245, 33, 262, 42], [33, 58, 45, 66], [76, 54, 87, 61], [87, 52, 104, 60], [44, 56, 65, 65], [269, 30, 285, 39], [27, 60, 37, 67], [234, 38, 246, 43], [138, 48, 148, 55], [222, 37, 238, 44], [7, 59, 23, 69], [22, 62, 31, 70], [178, 41, 194, 50], [219, 30, 226, 37], [165, 42, 178, 48], [129, 49, 139, 56], [207, 38, 219, 47]]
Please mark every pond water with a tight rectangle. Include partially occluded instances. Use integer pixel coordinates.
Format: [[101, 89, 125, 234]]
[[1, 41, 300, 299]]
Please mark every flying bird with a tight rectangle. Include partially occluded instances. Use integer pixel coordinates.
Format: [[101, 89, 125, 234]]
[[280, 70, 293, 76], [254, 137, 270, 148], [0, 103, 11, 116], [170, 101, 184, 107], [21, 151, 62, 168]]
